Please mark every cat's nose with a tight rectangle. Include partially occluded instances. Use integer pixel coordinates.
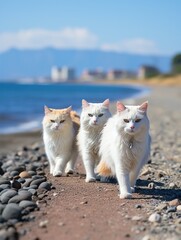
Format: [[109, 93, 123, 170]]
[[130, 125, 135, 129]]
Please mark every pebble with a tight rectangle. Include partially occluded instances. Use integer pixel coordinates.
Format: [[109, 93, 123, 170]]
[[11, 180, 21, 189], [8, 190, 32, 203], [2, 203, 22, 220], [38, 182, 52, 190], [176, 205, 181, 211], [169, 199, 180, 207], [19, 171, 31, 178], [19, 200, 37, 210], [132, 216, 142, 221], [169, 182, 177, 188], [156, 203, 167, 211], [148, 213, 161, 223], [0, 189, 18, 204], [166, 206, 177, 213], [39, 220, 49, 228], [148, 182, 155, 189]]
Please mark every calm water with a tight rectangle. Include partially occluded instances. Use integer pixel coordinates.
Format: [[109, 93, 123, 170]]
[[0, 82, 149, 134]]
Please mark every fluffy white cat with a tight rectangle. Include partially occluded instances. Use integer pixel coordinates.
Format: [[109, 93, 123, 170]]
[[97, 101, 151, 199], [77, 99, 111, 182], [42, 106, 80, 177]]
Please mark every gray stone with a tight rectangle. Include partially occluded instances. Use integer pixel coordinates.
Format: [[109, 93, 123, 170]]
[[2, 203, 22, 220], [30, 178, 46, 187], [19, 200, 37, 209], [0, 204, 6, 214], [38, 182, 52, 190], [1, 190, 18, 204], [8, 190, 32, 203], [148, 212, 161, 223], [0, 184, 11, 190]]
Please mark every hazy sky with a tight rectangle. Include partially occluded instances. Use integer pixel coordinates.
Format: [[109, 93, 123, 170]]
[[0, 0, 180, 56]]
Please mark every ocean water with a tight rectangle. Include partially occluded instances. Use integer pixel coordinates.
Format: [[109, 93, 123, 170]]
[[0, 82, 149, 134]]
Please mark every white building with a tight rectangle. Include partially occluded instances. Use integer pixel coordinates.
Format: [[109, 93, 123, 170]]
[[51, 66, 75, 82]]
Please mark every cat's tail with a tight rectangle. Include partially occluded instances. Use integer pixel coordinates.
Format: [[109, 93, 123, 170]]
[[96, 161, 112, 176], [71, 111, 80, 125]]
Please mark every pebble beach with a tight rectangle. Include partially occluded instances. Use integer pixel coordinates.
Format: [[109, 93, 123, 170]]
[[0, 84, 181, 240]]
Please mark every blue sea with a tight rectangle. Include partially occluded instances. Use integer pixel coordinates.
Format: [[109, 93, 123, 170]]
[[0, 82, 149, 134]]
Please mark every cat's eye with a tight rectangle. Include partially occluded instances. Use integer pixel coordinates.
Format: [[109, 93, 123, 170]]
[[88, 114, 93, 117], [98, 113, 103, 117], [124, 119, 130, 123], [50, 120, 55, 123], [135, 119, 141, 123], [60, 120, 65, 124]]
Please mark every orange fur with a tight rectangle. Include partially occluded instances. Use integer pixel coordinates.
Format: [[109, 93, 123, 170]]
[[97, 161, 112, 176]]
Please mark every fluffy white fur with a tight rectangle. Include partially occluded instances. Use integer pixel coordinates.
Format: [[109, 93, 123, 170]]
[[42, 106, 79, 177], [98, 101, 151, 198], [77, 99, 111, 182]]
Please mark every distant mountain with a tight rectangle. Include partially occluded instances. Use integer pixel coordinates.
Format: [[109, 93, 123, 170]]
[[0, 48, 171, 79]]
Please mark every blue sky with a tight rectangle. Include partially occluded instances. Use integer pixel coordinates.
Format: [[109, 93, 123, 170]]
[[0, 0, 181, 56]]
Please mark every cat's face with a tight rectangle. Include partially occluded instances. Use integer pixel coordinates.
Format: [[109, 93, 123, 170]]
[[116, 101, 149, 135], [43, 106, 72, 131], [81, 99, 111, 128]]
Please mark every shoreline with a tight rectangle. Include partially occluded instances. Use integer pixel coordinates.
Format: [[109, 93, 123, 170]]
[[0, 82, 150, 135]]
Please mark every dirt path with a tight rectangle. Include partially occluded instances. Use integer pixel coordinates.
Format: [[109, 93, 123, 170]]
[[1, 85, 181, 240]]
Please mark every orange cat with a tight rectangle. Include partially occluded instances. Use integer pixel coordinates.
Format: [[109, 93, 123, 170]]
[[42, 106, 80, 176]]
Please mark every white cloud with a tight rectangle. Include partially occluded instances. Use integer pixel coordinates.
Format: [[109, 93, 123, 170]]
[[0, 29, 159, 55], [0, 28, 98, 52], [101, 38, 159, 55]]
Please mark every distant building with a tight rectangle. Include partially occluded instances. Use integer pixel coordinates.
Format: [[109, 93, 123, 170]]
[[51, 66, 75, 82], [81, 69, 106, 81], [107, 69, 137, 80], [138, 65, 160, 79]]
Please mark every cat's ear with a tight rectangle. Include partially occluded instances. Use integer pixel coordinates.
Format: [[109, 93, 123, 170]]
[[82, 99, 89, 108], [102, 99, 110, 108], [66, 106, 72, 114], [139, 101, 148, 112], [117, 101, 126, 112], [44, 105, 52, 115]]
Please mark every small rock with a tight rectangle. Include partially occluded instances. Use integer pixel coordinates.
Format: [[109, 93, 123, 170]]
[[39, 220, 49, 228], [80, 201, 88, 205], [156, 203, 167, 211], [169, 199, 180, 206], [2, 203, 22, 220], [148, 212, 161, 223], [132, 216, 142, 221], [135, 204, 142, 209], [19, 200, 37, 210], [148, 182, 155, 189], [19, 171, 31, 178], [166, 206, 176, 213], [140, 169, 151, 176], [177, 205, 181, 211], [38, 182, 52, 190], [169, 182, 177, 188], [11, 180, 21, 189], [0, 189, 18, 204]]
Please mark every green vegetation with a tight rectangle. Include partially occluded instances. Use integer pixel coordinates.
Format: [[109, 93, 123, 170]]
[[172, 53, 181, 74]]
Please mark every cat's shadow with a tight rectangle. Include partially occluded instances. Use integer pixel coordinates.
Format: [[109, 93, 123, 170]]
[[99, 176, 181, 201]]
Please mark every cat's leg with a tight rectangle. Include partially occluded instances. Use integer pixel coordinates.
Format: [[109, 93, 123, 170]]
[[115, 162, 132, 199], [82, 152, 96, 182], [53, 156, 68, 177], [65, 149, 78, 174], [46, 151, 55, 174], [130, 153, 149, 190]]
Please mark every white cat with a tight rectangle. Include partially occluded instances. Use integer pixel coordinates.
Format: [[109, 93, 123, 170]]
[[97, 101, 151, 199], [77, 99, 111, 182], [42, 106, 80, 177]]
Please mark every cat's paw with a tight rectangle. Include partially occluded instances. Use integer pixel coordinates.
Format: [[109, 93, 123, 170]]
[[119, 193, 132, 199], [65, 168, 74, 174], [85, 177, 96, 183], [131, 187, 135, 193], [53, 170, 63, 177]]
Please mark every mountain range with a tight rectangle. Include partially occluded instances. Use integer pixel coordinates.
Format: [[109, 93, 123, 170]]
[[0, 48, 171, 80]]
